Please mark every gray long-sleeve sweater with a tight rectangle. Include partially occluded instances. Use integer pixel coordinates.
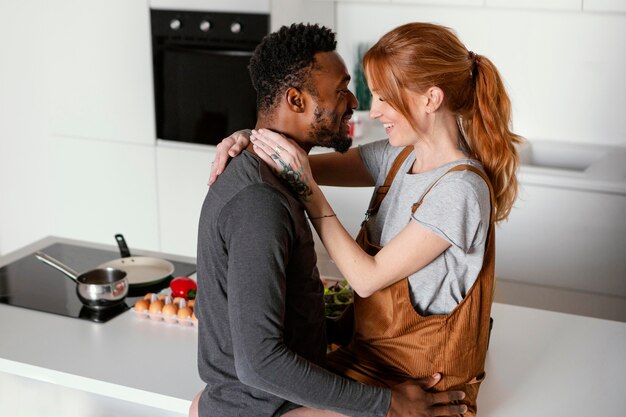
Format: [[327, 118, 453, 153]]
[[195, 151, 390, 417]]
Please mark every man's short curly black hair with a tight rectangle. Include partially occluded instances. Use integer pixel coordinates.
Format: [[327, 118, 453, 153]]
[[248, 23, 337, 114]]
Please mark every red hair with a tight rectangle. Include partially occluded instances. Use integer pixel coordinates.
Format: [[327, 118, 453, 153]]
[[363, 23, 522, 222]]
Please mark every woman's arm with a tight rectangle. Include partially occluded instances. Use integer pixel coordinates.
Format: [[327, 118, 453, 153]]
[[303, 189, 450, 297], [310, 149, 374, 187], [251, 129, 451, 297], [208, 130, 375, 187]]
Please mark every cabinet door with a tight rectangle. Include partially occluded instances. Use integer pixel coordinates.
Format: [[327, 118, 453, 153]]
[[156, 143, 215, 257], [0, 2, 51, 256], [583, 0, 626, 12], [321, 185, 373, 239], [495, 184, 626, 297], [313, 185, 373, 261], [44, 0, 155, 145], [47, 136, 160, 251]]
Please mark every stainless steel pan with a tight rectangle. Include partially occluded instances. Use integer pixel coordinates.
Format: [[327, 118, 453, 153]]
[[35, 251, 129, 309], [96, 234, 175, 287]]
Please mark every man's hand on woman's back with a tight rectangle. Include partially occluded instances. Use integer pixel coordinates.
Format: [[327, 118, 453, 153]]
[[388, 374, 467, 417]]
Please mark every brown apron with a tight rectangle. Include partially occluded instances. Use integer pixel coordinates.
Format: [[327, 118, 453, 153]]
[[327, 147, 496, 416]]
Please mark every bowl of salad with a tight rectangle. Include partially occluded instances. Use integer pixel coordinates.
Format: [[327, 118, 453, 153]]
[[322, 278, 353, 319]]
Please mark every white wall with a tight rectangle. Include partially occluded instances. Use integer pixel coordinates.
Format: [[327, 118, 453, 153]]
[[271, 0, 335, 30], [0, 0, 51, 255], [335, 2, 626, 147]]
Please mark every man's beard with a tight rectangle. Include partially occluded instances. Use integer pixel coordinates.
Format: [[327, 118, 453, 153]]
[[309, 107, 352, 153]]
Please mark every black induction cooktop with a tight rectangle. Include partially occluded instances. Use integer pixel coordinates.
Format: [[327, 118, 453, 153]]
[[0, 243, 196, 323]]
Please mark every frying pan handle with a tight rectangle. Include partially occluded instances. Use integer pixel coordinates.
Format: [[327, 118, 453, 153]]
[[115, 234, 132, 258], [34, 251, 79, 281]]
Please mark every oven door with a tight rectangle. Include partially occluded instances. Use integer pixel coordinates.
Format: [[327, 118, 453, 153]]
[[155, 46, 257, 145]]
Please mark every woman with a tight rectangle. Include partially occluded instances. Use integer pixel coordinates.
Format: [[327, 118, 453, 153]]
[[211, 22, 521, 416]]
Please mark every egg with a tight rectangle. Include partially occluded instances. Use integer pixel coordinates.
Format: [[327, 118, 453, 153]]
[[133, 299, 149, 317], [173, 297, 185, 306], [161, 303, 179, 323], [191, 310, 198, 324], [143, 293, 154, 301], [177, 306, 193, 325], [148, 300, 164, 320], [187, 299, 195, 308]]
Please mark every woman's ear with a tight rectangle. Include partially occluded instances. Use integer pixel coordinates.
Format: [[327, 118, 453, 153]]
[[286, 87, 306, 113], [425, 86, 444, 113]]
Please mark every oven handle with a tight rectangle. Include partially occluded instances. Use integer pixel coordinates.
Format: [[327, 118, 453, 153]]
[[162, 46, 254, 57]]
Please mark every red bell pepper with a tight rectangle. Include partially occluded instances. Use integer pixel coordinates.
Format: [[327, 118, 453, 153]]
[[170, 276, 197, 299]]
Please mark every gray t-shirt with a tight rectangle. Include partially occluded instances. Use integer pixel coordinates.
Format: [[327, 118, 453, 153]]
[[359, 140, 491, 316], [196, 150, 390, 417]]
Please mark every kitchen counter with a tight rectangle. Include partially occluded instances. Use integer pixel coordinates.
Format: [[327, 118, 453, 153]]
[[0, 299, 202, 416], [0, 236, 203, 416], [2, 238, 626, 416]]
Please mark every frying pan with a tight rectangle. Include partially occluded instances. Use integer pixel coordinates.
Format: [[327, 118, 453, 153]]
[[35, 251, 129, 309], [96, 234, 175, 287]]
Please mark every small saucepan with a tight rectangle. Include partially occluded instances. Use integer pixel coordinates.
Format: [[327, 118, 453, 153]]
[[35, 251, 129, 309], [96, 234, 175, 287]]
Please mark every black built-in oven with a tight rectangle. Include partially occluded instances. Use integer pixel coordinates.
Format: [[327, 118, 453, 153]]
[[151, 10, 269, 145]]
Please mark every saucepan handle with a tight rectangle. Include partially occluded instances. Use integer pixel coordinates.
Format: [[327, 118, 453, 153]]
[[34, 251, 79, 282]]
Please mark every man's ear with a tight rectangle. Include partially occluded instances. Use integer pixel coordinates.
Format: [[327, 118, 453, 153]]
[[285, 87, 306, 113]]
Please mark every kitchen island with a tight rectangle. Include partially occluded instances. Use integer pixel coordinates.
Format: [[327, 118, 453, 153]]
[[1, 238, 626, 416]]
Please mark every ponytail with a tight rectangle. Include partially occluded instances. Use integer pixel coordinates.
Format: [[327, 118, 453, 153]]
[[463, 55, 523, 222]]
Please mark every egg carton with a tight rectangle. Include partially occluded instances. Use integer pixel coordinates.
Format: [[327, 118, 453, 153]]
[[133, 293, 197, 328], [133, 310, 196, 327]]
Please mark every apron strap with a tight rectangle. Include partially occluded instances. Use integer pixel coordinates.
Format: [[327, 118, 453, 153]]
[[429, 165, 497, 242], [363, 147, 413, 223]]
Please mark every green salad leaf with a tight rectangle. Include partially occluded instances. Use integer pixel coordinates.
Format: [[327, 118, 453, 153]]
[[323, 280, 353, 319]]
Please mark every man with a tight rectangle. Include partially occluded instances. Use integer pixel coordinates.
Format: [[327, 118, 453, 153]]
[[193, 23, 466, 417]]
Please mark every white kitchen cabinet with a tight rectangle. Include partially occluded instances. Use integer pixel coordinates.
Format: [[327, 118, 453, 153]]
[[495, 183, 626, 298], [47, 135, 160, 252], [393, 0, 482, 6], [44, 0, 155, 145], [150, 0, 270, 13], [321, 185, 373, 239], [583, 0, 626, 12], [313, 185, 374, 260], [0, 1, 51, 256], [156, 142, 215, 257], [485, 0, 582, 11]]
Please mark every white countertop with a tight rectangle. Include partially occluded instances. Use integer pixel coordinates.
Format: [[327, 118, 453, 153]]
[[1, 238, 626, 416], [0, 298, 202, 415], [0, 237, 202, 416], [478, 303, 626, 416]]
